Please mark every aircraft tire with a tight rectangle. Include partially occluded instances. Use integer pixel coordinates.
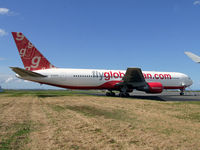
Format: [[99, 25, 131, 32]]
[[119, 92, 130, 97]]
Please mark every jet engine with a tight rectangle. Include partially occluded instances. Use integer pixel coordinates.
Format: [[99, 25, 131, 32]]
[[137, 82, 163, 94], [146, 82, 163, 93]]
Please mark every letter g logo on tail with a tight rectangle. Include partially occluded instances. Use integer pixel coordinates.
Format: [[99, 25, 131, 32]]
[[31, 56, 41, 68], [16, 32, 25, 41]]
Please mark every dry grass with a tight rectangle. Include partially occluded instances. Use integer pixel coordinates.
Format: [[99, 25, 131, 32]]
[[0, 93, 200, 150]]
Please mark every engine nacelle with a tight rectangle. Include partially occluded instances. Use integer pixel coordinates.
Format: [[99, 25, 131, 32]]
[[146, 82, 163, 93]]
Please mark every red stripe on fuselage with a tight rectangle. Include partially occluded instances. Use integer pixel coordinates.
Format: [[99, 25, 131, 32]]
[[36, 80, 122, 90], [28, 79, 185, 90], [163, 86, 185, 90]]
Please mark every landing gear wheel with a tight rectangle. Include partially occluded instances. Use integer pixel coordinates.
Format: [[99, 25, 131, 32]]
[[110, 92, 115, 97], [106, 91, 116, 97], [119, 92, 130, 97], [119, 92, 124, 97], [106, 92, 111, 96], [125, 93, 130, 97], [180, 89, 185, 96]]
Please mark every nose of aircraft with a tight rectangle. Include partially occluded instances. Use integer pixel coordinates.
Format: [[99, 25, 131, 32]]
[[182, 74, 193, 87], [186, 76, 193, 87], [189, 78, 193, 86]]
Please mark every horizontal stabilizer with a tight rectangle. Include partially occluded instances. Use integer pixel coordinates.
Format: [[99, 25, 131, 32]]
[[10, 67, 47, 77], [185, 51, 200, 63]]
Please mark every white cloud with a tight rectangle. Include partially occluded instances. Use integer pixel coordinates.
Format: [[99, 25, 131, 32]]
[[0, 8, 9, 15], [0, 75, 22, 84], [193, 1, 200, 5], [0, 8, 17, 16], [0, 29, 7, 37], [5, 77, 15, 83]]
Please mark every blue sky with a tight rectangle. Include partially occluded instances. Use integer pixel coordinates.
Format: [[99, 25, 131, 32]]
[[0, 0, 200, 89]]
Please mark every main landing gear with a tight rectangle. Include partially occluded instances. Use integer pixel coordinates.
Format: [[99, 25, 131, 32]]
[[106, 90, 116, 97], [119, 86, 130, 97], [106, 91, 130, 97], [180, 89, 185, 96], [119, 92, 130, 97], [106, 86, 131, 97]]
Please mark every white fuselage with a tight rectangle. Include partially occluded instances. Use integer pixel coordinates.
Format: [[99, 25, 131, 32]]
[[19, 68, 193, 90]]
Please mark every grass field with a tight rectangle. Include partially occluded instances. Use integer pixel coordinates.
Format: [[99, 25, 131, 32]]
[[0, 90, 200, 150]]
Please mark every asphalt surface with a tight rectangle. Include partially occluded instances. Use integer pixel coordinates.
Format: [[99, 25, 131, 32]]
[[86, 90, 200, 101], [130, 91, 200, 101]]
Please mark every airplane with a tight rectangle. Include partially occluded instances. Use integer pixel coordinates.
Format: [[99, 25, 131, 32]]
[[185, 51, 200, 63], [10, 32, 193, 97]]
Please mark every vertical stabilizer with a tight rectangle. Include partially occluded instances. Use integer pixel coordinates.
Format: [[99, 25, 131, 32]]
[[12, 32, 55, 71]]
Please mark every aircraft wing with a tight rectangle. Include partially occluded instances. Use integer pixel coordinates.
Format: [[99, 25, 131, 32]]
[[10, 67, 47, 77], [185, 51, 200, 63], [117, 68, 147, 88]]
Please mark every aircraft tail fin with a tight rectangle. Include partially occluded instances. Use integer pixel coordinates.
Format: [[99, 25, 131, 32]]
[[12, 32, 55, 71], [185, 51, 200, 63]]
